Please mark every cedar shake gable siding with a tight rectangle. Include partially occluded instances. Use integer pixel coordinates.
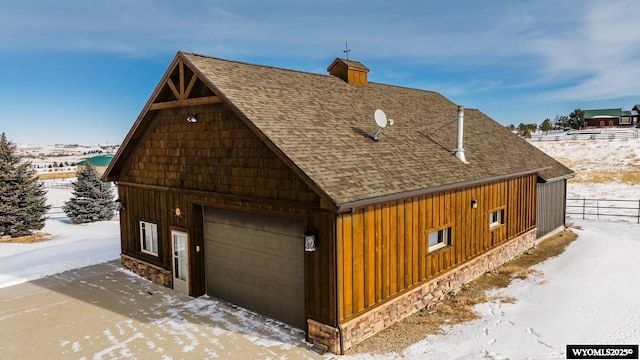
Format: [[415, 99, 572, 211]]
[[116, 103, 319, 204]]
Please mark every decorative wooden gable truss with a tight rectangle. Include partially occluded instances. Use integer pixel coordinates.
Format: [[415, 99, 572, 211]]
[[150, 60, 221, 111], [112, 58, 224, 167]]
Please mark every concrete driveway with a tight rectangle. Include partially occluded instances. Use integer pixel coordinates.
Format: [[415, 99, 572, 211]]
[[0, 261, 331, 359]]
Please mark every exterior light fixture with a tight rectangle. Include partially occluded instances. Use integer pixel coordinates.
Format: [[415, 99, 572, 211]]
[[187, 113, 197, 123], [115, 198, 126, 211], [173, 207, 183, 223], [471, 199, 478, 209], [304, 229, 319, 252]]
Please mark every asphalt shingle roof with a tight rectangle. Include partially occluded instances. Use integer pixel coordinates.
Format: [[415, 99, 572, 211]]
[[107, 52, 573, 208], [180, 53, 573, 207], [328, 58, 369, 71]]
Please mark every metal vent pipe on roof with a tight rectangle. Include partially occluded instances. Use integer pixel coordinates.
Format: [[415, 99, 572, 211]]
[[454, 105, 468, 164]]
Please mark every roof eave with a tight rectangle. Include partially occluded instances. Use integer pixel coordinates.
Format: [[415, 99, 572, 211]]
[[539, 172, 576, 183], [334, 167, 550, 213]]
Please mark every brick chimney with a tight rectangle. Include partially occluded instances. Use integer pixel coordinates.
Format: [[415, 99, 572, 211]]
[[327, 58, 369, 86]]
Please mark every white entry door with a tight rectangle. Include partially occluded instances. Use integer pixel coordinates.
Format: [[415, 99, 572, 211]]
[[171, 230, 189, 294]]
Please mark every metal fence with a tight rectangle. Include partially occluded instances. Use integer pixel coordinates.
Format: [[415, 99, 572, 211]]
[[42, 182, 74, 190], [566, 198, 640, 223], [531, 130, 639, 142], [47, 207, 119, 221]]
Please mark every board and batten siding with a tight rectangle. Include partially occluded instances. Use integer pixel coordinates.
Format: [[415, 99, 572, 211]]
[[536, 180, 567, 238], [118, 185, 184, 269], [336, 174, 537, 322], [117, 184, 207, 294], [114, 102, 340, 325]]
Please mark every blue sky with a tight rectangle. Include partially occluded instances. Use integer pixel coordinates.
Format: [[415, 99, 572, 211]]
[[2, 0, 640, 144]]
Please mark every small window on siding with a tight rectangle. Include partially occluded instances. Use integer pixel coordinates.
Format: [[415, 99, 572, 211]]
[[140, 221, 159, 256], [489, 209, 505, 229], [428, 227, 451, 252]]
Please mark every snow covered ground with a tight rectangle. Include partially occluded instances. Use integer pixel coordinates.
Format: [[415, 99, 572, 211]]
[[1, 138, 638, 358], [343, 219, 640, 360], [529, 130, 640, 200], [15, 143, 118, 173], [0, 188, 120, 289]]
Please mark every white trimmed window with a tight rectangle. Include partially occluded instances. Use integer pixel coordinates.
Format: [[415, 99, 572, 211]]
[[140, 221, 159, 256], [489, 209, 504, 229], [428, 227, 451, 252]]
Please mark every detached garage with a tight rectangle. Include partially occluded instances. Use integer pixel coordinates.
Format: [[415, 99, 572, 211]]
[[203, 207, 305, 328], [103, 52, 573, 354]]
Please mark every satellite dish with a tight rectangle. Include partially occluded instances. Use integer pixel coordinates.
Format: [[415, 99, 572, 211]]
[[374, 109, 388, 128], [371, 109, 391, 141]]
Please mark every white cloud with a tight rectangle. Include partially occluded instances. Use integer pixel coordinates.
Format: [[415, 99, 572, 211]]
[[3, 0, 640, 103], [529, 0, 640, 100], [0, 1, 244, 55], [0, 1, 569, 60]]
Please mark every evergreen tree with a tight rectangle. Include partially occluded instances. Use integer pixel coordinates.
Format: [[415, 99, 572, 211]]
[[63, 163, 115, 223], [554, 115, 570, 130], [568, 109, 585, 130], [516, 123, 536, 138], [0, 133, 50, 237], [540, 118, 553, 135]]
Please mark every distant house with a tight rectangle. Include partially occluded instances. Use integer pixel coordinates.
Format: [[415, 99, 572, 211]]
[[584, 108, 635, 128], [76, 155, 114, 176], [631, 105, 640, 126], [103, 52, 574, 354]]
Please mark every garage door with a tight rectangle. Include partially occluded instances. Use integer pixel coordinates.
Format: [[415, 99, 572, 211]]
[[204, 207, 305, 328]]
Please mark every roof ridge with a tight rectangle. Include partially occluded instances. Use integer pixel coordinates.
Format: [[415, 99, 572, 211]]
[[365, 81, 443, 96], [182, 51, 334, 80], [182, 51, 444, 96], [584, 107, 622, 111]]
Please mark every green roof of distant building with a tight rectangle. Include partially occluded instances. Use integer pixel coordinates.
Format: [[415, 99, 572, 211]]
[[77, 155, 114, 167], [583, 108, 622, 118]]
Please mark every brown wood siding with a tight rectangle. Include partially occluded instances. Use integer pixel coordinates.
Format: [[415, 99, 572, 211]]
[[305, 210, 337, 326], [336, 174, 537, 322], [190, 204, 206, 296], [118, 103, 319, 205], [536, 180, 567, 238], [585, 118, 620, 127], [119, 182, 337, 325], [347, 69, 368, 86], [115, 102, 337, 326], [118, 184, 188, 271]]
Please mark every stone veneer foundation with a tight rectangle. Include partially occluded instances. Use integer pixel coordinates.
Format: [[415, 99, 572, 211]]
[[307, 229, 537, 354], [121, 254, 173, 287]]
